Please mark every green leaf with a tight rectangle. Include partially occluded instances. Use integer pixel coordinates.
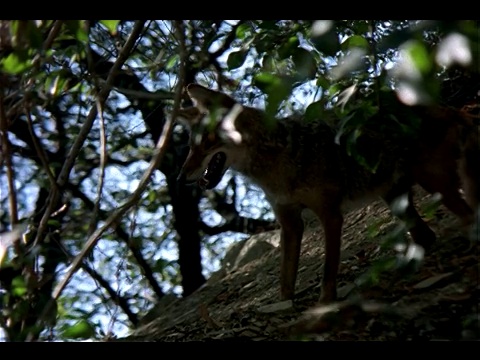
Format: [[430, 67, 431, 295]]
[[1, 52, 33, 74], [47, 219, 61, 227], [311, 26, 340, 56], [254, 73, 294, 118], [261, 54, 275, 71], [316, 76, 330, 90], [44, 71, 71, 97], [12, 276, 27, 297], [235, 23, 251, 39], [61, 319, 96, 340], [405, 40, 431, 74], [253, 72, 282, 92], [326, 83, 342, 98], [152, 258, 170, 273], [100, 20, 120, 35], [227, 50, 248, 70], [305, 100, 326, 122], [292, 48, 317, 80], [166, 54, 179, 70], [258, 21, 278, 30], [65, 20, 89, 44], [342, 35, 370, 51]]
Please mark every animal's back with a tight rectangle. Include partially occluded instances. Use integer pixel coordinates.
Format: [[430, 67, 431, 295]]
[[243, 111, 415, 210]]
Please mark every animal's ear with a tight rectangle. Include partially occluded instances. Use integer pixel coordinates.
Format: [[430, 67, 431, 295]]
[[186, 83, 237, 112], [175, 107, 202, 129]]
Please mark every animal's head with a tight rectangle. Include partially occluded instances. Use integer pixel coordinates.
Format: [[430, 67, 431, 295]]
[[176, 84, 246, 190]]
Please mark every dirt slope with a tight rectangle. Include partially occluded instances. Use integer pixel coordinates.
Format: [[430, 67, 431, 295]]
[[120, 187, 480, 341]]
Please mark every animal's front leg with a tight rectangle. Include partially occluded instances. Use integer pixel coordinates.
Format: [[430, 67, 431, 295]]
[[274, 204, 304, 301]]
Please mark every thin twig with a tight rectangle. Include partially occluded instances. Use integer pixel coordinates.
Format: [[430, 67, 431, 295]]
[[80, 262, 139, 326], [24, 108, 58, 191], [32, 20, 146, 248], [86, 97, 108, 237]]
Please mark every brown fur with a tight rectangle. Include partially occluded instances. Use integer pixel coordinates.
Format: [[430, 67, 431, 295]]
[[176, 83, 478, 303]]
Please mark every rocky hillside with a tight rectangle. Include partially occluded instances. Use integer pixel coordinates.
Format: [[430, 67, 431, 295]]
[[119, 187, 480, 341]]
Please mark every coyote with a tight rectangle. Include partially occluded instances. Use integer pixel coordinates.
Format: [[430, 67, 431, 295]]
[[176, 83, 478, 304]]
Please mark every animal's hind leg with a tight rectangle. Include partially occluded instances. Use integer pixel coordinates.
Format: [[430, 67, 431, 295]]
[[383, 183, 436, 249], [416, 165, 474, 228], [309, 199, 344, 304]]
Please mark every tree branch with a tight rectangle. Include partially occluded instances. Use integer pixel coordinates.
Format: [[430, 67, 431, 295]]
[[48, 18, 187, 313], [27, 20, 148, 341], [85, 97, 108, 238], [66, 183, 165, 299], [0, 78, 19, 253], [112, 85, 174, 101]]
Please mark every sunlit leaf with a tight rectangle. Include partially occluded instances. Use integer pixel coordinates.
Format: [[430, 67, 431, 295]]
[[326, 83, 342, 98], [253, 72, 282, 92], [342, 35, 370, 51], [166, 54, 179, 70], [235, 23, 251, 39], [405, 40, 431, 74], [100, 20, 120, 35], [1, 52, 32, 74], [47, 219, 61, 227], [61, 319, 96, 339], [44, 71, 71, 97], [12, 276, 27, 297]]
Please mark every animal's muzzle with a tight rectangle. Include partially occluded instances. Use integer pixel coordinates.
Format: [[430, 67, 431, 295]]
[[201, 152, 227, 189], [177, 151, 227, 190]]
